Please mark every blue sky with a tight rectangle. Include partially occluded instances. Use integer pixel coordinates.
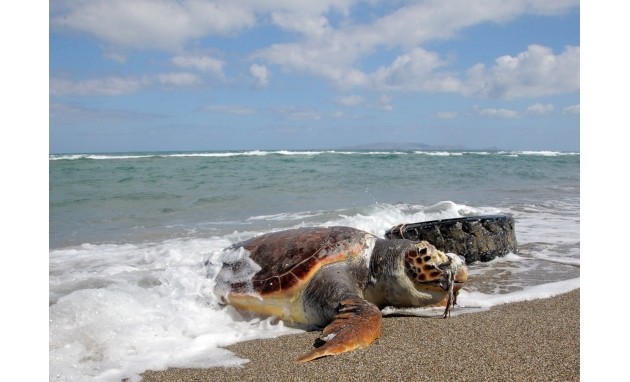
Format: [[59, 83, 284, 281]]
[[49, 0, 580, 153]]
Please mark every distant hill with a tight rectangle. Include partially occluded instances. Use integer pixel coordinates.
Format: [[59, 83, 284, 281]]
[[338, 142, 481, 151]]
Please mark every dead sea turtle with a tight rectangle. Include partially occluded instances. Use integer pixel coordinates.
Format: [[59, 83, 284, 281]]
[[214, 226, 468, 362]]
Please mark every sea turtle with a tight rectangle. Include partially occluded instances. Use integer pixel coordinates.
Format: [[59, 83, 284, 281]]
[[213, 226, 468, 363]]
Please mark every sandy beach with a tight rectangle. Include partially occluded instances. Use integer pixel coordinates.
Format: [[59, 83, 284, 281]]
[[142, 289, 579, 382]]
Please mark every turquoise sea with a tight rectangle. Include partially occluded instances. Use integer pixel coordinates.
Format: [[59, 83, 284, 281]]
[[49, 150, 580, 381]]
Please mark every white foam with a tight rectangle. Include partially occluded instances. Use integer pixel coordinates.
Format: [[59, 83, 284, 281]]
[[413, 151, 462, 156], [458, 278, 580, 308], [517, 150, 577, 156], [49, 239, 302, 382], [531, 253, 581, 267], [49, 150, 580, 162], [49, 154, 154, 160], [209, 246, 262, 300], [246, 210, 325, 221], [382, 278, 580, 317], [311, 201, 502, 238]]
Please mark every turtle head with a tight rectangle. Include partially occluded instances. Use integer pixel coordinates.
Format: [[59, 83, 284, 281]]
[[403, 241, 468, 299], [364, 239, 467, 309]]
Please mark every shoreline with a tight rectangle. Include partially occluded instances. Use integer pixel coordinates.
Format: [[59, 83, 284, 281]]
[[142, 289, 579, 382]]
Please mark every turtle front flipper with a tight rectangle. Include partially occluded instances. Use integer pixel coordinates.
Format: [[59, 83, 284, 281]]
[[295, 298, 381, 363]]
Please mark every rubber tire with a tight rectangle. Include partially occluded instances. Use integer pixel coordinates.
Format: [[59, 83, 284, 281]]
[[384, 215, 517, 264]]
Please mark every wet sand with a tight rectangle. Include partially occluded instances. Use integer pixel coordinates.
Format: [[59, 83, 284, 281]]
[[142, 289, 579, 382]]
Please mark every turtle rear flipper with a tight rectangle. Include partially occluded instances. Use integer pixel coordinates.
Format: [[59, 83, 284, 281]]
[[295, 298, 381, 363]]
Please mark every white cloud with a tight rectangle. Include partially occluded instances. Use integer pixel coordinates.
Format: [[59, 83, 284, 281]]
[[156, 72, 202, 87], [50, 72, 201, 96], [103, 51, 127, 64], [276, 107, 322, 120], [50, 76, 147, 96], [474, 106, 520, 118], [271, 11, 331, 37], [50, 102, 162, 123], [564, 104, 580, 115], [370, 47, 461, 92], [250, 64, 270, 87], [373, 94, 394, 111], [172, 55, 225, 78], [255, 41, 367, 88], [51, 0, 357, 51], [436, 111, 458, 120], [335, 95, 364, 107], [464, 45, 579, 99], [256, 0, 355, 14], [357, 0, 578, 49], [363, 44, 578, 98], [51, 0, 256, 50], [527, 103, 555, 115]]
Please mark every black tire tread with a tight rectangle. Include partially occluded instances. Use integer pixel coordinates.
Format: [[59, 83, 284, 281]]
[[385, 215, 517, 263]]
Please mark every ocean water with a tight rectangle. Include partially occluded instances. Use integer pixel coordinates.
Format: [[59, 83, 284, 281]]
[[49, 150, 580, 381]]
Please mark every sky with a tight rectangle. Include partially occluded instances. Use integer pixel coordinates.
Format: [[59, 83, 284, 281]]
[[49, 0, 579, 153]]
